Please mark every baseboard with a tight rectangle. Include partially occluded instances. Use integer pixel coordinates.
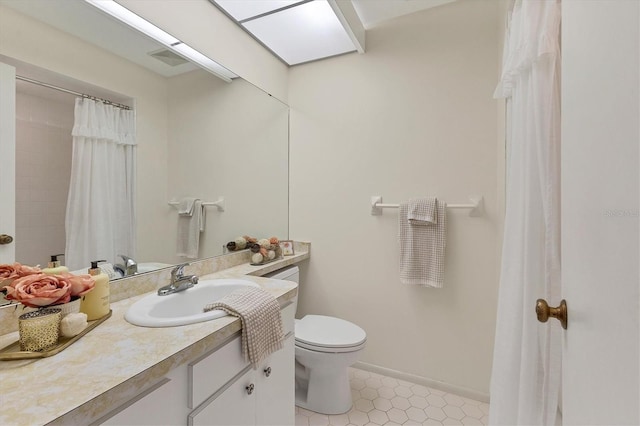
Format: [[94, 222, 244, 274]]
[[352, 361, 490, 404]]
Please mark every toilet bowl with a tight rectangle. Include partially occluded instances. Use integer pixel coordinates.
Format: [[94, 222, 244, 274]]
[[264, 266, 367, 415], [294, 315, 366, 414]]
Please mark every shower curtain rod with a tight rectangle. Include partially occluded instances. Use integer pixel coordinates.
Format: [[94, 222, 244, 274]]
[[16, 75, 131, 110]]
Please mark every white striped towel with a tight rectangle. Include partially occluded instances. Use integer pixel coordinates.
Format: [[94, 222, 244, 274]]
[[399, 198, 447, 287], [204, 287, 284, 368], [176, 198, 206, 259]]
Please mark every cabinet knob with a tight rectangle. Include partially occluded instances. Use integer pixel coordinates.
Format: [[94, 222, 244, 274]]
[[246, 383, 255, 395], [264, 367, 272, 377], [0, 234, 13, 245]]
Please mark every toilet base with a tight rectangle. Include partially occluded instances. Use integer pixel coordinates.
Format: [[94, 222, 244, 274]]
[[294, 352, 356, 415]]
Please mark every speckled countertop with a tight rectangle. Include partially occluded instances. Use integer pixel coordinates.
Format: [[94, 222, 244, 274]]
[[0, 247, 308, 426]]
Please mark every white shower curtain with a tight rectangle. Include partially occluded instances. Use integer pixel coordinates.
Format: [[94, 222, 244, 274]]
[[65, 98, 136, 271], [490, 1, 561, 425]]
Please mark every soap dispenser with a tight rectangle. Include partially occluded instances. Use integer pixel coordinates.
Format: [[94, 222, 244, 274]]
[[80, 260, 110, 320], [42, 254, 69, 275]]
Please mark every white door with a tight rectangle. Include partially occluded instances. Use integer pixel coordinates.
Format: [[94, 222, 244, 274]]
[[0, 62, 16, 264], [561, 1, 639, 424]]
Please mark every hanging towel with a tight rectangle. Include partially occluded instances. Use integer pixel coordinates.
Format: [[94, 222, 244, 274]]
[[204, 287, 284, 368], [177, 197, 197, 215], [398, 197, 447, 287], [408, 197, 438, 225], [176, 198, 205, 258]]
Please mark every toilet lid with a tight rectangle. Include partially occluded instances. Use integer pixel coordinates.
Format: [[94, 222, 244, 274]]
[[295, 315, 366, 349]]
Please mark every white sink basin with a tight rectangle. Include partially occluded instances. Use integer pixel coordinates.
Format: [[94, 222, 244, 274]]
[[125, 278, 260, 327]]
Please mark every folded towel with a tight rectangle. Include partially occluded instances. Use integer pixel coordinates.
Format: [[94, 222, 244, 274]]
[[176, 199, 205, 259], [399, 198, 447, 287], [204, 287, 284, 368], [177, 197, 197, 216], [98, 263, 120, 280], [408, 197, 437, 225]]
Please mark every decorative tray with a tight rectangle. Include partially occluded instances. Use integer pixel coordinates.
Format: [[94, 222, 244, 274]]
[[0, 310, 112, 361], [250, 256, 283, 266]]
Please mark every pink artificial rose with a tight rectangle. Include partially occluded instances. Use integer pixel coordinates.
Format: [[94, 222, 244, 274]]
[[57, 273, 95, 297], [3, 273, 71, 308], [0, 262, 41, 284]]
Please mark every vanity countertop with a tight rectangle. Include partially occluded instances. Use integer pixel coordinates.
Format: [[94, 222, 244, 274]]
[[0, 255, 305, 426]]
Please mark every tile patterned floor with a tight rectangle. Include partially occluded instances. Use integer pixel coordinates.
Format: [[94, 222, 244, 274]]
[[295, 367, 489, 426]]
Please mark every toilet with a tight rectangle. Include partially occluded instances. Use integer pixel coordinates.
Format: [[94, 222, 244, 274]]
[[265, 266, 366, 415]]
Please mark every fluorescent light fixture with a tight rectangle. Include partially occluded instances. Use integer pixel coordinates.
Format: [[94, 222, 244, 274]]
[[214, 0, 305, 21], [84, 0, 237, 82], [241, 0, 356, 65]]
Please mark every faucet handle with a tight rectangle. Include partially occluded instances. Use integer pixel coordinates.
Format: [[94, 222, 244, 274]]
[[171, 263, 190, 281], [118, 254, 136, 266]]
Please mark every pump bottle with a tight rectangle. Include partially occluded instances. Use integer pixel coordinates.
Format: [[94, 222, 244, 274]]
[[80, 260, 110, 320], [42, 254, 69, 275]]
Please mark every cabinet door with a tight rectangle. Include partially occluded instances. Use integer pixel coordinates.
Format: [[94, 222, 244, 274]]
[[189, 368, 255, 426], [98, 368, 187, 426], [256, 334, 295, 426]]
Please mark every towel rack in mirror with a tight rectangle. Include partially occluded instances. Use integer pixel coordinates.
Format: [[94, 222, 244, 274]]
[[168, 197, 225, 212], [370, 195, 483, 217]]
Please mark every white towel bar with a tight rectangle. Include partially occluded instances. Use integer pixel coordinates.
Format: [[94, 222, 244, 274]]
[[168, 197, 225, 212], [370, 195, 483, 217]]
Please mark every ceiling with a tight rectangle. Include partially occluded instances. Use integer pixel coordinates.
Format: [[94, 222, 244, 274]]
[[210, 0, 456, 66], [352, 0, 456, 29], [1, 0, 457, 77]]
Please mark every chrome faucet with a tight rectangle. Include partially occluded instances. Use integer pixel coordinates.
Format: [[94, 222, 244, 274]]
[[114, 254, 138, 277], [157, 263, 199, 296]]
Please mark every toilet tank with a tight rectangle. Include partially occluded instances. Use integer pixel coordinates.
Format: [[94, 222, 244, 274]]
[[264, 265, 299, 283], [264, 266, 299, 314]]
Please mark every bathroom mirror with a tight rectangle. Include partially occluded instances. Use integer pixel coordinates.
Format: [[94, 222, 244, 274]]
[[0, 1, 289, 284]]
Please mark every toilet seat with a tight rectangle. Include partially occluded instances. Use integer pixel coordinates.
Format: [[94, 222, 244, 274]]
[[295, 315, 366, 353]]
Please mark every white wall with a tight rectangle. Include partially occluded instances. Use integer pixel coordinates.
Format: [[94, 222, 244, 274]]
[[0, 5, 172, 265], [289, 0, 502, 395]]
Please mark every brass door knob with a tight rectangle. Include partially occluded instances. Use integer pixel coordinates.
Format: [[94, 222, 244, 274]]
[[536, 299, 568, 329], [0, 234, 13, 245]]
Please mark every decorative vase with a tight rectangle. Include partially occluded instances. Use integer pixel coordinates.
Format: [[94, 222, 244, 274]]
[[18, 308, 62, 352]]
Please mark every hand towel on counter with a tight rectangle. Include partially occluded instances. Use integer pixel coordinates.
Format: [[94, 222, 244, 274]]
[[176, 198, 206, 259], [204, 287, 284, 368], [398, 197, 447, 287]]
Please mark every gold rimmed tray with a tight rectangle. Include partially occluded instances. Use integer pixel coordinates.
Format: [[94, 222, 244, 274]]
[[0, 310, 112, 360]]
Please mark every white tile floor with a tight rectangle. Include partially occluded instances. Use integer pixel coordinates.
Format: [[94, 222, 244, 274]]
[[295, 367, 489, 426]]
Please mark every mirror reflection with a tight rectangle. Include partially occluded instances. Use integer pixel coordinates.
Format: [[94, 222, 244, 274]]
[[0, 1, 289, 286]]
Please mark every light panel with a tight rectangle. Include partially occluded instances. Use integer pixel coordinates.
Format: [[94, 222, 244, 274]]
[[214, 0, 305, 21], [242, 0, 356, 65]]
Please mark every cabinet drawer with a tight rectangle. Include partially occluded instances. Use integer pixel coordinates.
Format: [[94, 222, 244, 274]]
[[189, 334, 248, 409]]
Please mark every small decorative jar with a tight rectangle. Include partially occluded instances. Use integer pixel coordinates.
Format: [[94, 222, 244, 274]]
[[18, 308, 62, 352]]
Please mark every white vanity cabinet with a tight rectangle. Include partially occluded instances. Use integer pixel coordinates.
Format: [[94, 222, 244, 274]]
[[96, 301, 296, 426], [189, 302, 296, 426], [189, 335, 294, 426]]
